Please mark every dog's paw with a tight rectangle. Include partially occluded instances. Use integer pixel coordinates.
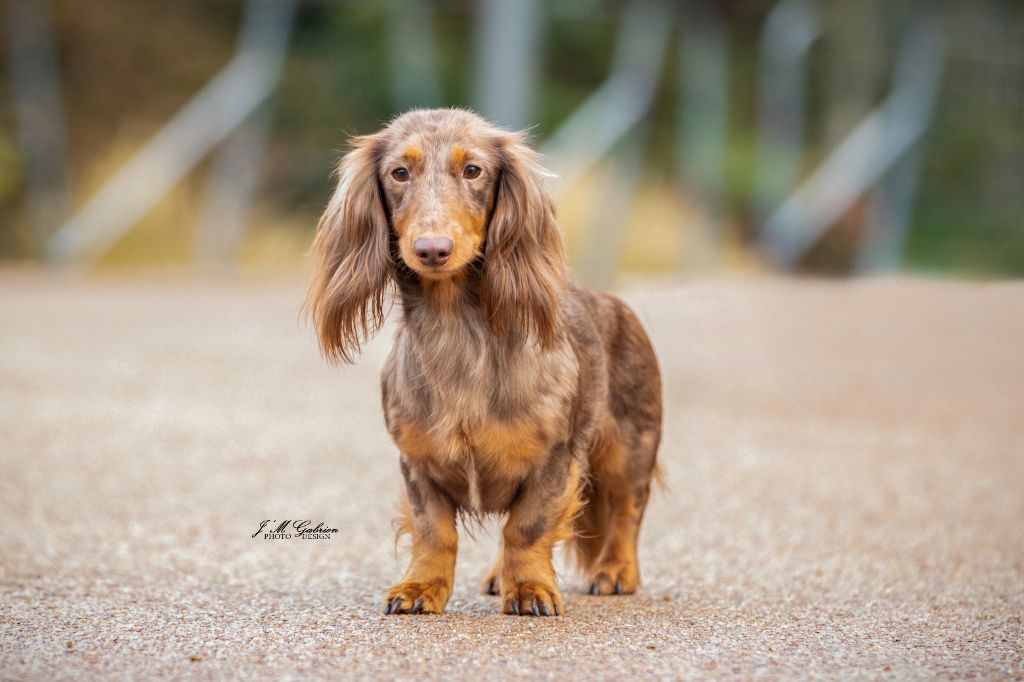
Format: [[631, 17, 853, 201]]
[[383, 579, 450, 615], [586, 561, 638, 595], [501, 580, 562, 617], [480, 567, 500, 595]]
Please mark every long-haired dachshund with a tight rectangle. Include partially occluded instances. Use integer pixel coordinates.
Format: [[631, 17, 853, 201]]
[[307, 108, 662, 617]]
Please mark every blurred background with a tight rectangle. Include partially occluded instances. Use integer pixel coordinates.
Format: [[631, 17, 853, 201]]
[[1, 0, 1022, 284]]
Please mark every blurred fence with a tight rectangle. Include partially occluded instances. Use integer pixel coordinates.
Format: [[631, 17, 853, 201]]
[[1, 0, 1022, 278]]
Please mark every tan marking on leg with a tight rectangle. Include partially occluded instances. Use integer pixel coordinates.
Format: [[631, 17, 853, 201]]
[[587, 490, 642, 595], [385, 473, 458, 614], [577, 420, 649, 594], [572, 418, 626, 572]]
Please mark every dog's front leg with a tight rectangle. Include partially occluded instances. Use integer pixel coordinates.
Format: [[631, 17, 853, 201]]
[[498, 445, 581, 617], [383, 458, 457, 615]]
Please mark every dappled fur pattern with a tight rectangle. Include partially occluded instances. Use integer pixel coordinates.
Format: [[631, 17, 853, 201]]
[[307, 108, 662, 617]]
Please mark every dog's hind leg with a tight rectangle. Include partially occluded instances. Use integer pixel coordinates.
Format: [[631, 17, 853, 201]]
[[579, 425, 658, 595], [480, 557, 501, 596], [579, 297, 662, 595]]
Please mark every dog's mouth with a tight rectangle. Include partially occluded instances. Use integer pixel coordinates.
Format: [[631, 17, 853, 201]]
[[398, 250, 463, 280], [410, 261, 460, 279]]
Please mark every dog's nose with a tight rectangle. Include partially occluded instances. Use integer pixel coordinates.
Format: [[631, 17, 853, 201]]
[[412, 237, 454, 267]]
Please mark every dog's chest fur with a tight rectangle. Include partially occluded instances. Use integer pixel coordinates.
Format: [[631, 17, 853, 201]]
[[382, 303, 578, 512]]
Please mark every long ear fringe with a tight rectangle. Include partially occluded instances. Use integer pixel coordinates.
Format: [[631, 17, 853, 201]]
[[305, 135, 393, 364], [481, 132, 567, 348]]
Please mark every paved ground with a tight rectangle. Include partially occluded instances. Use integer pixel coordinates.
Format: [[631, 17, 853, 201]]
[[0, 270, 1022, 680]]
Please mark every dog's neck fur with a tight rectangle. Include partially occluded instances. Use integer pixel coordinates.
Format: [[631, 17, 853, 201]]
[[396, 266, 504, 362], [390, 263, 554, 427]]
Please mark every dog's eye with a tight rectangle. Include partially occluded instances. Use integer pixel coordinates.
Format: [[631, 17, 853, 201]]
[[391, 167, 409, 182], [463, 164, 482, 179]]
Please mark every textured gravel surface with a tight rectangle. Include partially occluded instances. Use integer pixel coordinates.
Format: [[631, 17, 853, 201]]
[[1, 271, 1022, 680]]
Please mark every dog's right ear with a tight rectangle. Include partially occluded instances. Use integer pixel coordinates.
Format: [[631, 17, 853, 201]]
[[306, 133, 392, 363]]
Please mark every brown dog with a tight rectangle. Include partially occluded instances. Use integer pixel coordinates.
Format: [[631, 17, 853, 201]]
[[307, 108, 662, 617]]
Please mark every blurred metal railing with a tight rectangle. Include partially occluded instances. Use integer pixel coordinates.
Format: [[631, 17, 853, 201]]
[[539, 1, 673, 199], [46, 0, 296, 265], [544, 0, 673, 289], [473, 0, 540, 131], [758, 11, 945, 270], [27, 0, 954, 277], [753, 0, 820, 226]]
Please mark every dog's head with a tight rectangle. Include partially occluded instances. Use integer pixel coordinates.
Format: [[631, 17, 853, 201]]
[[307, 108, 565, 363]]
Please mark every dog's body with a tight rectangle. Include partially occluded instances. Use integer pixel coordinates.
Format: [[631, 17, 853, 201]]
[[308, 109, 661, 617]]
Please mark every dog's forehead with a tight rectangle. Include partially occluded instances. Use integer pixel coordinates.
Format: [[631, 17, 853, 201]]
[[400, 133, 487, 153], [390, 108, 491, 134], [384, 110, 497, 159]]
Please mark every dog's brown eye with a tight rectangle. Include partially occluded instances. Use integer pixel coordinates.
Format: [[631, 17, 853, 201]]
[[391, 167, 409, 182], [463, 164, 481, 179]]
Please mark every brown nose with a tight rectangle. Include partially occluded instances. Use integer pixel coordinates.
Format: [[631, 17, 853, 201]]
[[412, 237, 454, 267]]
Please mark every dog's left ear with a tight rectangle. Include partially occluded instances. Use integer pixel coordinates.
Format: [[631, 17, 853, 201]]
[[482, 132, 566, 347]]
